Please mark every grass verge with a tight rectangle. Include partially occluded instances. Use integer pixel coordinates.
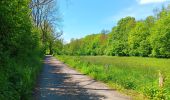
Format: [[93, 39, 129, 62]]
[[0, 54, 43, 100]]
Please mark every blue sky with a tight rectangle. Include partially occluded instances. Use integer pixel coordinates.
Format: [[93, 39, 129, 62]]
[[58, 0, 169, 43]]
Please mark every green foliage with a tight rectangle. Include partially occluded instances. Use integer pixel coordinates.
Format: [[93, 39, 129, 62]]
[[128, 21, 151, 56], [63, 33, 108, 56], [62, 6, 170, 58], [113, 17, 136, 56], [150, 11, 170, 58], [0, 0, 44, 99]]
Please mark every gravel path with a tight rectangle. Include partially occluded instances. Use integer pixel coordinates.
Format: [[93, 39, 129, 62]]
[[33, 55, 130, 100]]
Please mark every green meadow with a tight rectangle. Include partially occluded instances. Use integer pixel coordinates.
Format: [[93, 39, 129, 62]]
[[56, 56, 170, 99]]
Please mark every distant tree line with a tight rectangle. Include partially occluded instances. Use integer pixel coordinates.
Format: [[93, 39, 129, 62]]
[[62, 5, 170, 58]]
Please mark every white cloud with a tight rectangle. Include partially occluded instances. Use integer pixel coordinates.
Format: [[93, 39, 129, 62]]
[[137, 0, 167, 4]]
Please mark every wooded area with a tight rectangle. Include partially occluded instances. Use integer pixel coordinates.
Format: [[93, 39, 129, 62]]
[[63, 6, 170, 58], [0, 0, 61, 99]]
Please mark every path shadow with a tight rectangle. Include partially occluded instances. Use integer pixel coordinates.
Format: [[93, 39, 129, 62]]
[[33, 56, 106, 100]]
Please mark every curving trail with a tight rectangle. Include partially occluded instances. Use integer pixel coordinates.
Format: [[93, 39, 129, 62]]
[[33, 55, 130, 100]]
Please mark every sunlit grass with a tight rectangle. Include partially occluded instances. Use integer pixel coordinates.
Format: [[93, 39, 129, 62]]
[[56, 56, 170, 99]]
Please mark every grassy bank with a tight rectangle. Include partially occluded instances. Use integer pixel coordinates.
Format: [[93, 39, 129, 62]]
[[56, 56, 170, 100], [0, 54, 43, 100]]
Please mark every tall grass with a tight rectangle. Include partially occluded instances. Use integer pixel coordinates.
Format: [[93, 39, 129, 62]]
[[56, 56, 170, 100], [0, 53, 43, 100]]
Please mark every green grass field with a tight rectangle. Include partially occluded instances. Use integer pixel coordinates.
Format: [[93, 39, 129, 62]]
[[56, 56, 170, 99]]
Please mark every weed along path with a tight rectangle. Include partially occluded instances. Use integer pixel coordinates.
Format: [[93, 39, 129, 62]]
[[34, 55, 130, 100]]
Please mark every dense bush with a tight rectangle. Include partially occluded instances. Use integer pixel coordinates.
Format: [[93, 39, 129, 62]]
[[0, 0, 43, 99]]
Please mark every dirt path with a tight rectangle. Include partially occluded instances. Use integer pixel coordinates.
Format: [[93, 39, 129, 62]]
[[34, 55, 130, 100]]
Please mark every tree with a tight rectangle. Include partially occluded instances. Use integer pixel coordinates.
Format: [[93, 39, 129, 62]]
[[150, 12, 170, 57], [30, 0, 62, 54], [113, 17, 136, 56], [128, 21, 151, 56], [105, 27, 117, 55]]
